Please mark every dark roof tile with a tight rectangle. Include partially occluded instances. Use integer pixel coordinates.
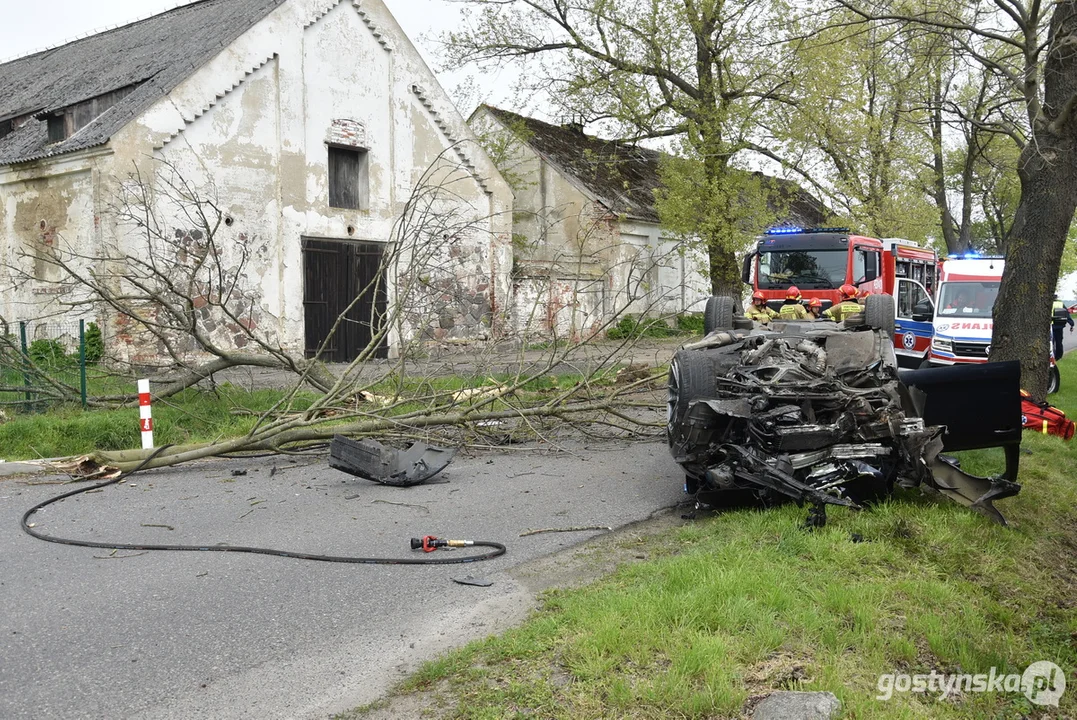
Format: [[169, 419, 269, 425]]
[[482, 105, 826, 227], [0, 0, 286, 165]]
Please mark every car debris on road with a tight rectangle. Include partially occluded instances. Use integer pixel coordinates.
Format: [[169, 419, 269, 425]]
[[329, 436, 456, 486]]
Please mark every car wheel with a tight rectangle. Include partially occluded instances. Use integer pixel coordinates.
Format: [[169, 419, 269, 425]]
[[667, 350, 715, 446], [864, 294, 896, 336], [703, 296, 736, 334], [733, 317, 754, 331], [1048, 364, 1061, 395]]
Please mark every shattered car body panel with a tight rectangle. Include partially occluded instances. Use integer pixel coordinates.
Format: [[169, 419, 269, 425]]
[[667, 317, 1022, 524], [329, 436, 456, 487]]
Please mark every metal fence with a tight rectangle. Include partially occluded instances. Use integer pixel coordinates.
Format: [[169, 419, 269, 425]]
[[0, 319, 99, 412]]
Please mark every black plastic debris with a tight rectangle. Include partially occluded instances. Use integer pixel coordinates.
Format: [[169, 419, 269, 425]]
[[329, 436, 456, 487]]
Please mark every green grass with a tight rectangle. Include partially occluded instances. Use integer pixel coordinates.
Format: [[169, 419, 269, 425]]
[[343, 355, 1077, 720], [0, 370, 604, 461], [0, 386, 319, 460], [606, 313, 704, 340]]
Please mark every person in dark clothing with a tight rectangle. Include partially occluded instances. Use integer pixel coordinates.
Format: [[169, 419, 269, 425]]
[[1052, 295, 1074, 360]]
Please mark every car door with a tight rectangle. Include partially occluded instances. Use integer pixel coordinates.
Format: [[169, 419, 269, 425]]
[[894, 278, 933, 366]]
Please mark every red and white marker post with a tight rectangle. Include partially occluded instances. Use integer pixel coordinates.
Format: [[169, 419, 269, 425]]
[[138, 379, 154, 449]]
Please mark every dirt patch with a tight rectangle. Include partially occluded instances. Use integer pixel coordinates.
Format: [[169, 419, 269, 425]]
[[509, 506, 685, 594]]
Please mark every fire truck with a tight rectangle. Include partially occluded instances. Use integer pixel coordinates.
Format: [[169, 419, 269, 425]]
[[740, 227, 937, 366]]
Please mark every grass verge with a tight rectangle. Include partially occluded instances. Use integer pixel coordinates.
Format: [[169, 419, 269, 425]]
[[0, 386, 320, 460], [0, 370, 611, 461], [338, 355, 1077, 719]]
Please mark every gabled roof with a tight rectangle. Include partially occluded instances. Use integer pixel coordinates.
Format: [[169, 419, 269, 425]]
[[479, 105, 827, 226], [481, 105, 663, 223], [0, 0, 286, 165]]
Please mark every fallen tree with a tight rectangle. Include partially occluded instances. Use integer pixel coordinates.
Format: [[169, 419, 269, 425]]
[[3, 151, 691, 471]]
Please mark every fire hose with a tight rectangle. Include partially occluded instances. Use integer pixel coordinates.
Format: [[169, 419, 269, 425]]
[[21, 446, 507, 566]]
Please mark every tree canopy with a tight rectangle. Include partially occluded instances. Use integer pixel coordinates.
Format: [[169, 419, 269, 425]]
[[445, 0, 1077, 396]]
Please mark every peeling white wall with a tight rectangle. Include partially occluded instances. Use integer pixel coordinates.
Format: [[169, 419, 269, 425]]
[[0, 0, 512, 361], [471, 107, 710, 340]]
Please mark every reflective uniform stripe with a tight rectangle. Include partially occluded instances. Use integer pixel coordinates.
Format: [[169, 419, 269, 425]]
[[778, 303, 807, 319], [824, 301, 860, 322]]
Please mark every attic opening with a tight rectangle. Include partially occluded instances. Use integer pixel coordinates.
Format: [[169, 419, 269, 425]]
[[43, 84, 139, 144], [328, 145, 370, 211]]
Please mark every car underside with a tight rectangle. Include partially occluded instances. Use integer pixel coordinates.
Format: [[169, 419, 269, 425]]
[[668, 295, 1022, 526]]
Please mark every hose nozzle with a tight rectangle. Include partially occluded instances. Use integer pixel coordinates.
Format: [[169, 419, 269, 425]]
[[410, 535, 476, 553]]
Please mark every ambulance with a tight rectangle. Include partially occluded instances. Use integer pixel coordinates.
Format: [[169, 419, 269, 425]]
[[923, 255, 1060, 392], [924, 256, 1002, 367]]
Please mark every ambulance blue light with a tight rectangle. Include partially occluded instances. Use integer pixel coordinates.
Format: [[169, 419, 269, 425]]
[[764, 226, 803, 235]]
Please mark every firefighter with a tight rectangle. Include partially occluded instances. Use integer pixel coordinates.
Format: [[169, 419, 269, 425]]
[[1052, 294, 1074, 360], [745, 290, 778, 323], [777, 286, 809, 320], [807, 297, 824, 319], [824, 284, 862, 322]]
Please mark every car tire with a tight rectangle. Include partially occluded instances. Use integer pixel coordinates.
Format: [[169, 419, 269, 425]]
[[1048, 364, 1061, 395], [703, 296, 736, 334], [864, 294, 896, 336], [842, 312, 866, 328], [667, 350, 715, 446]]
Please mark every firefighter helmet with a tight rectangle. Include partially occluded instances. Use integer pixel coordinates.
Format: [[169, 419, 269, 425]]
[[785, 286, 802, 301], [839, 284, 858, 300]]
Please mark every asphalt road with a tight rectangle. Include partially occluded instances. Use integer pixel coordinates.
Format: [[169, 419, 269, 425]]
[[0, 439, 685, 720], [1063, 324, 1077, 356]]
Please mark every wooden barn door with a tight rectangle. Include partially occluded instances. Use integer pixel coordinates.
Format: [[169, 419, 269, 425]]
[[302, 238, 388, 361]]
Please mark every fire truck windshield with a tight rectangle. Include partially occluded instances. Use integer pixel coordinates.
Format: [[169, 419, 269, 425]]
[[757, 249, 845, 289]]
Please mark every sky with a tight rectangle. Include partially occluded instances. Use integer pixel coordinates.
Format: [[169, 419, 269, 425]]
[[0, 0, 492, 105]]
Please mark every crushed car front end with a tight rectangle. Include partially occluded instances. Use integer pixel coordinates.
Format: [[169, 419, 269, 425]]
[[667, 299, 1022, 525]]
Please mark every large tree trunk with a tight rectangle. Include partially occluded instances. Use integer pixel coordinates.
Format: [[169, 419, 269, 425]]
[[991, 2, 1077, 399], [708, 242, 741, 296]]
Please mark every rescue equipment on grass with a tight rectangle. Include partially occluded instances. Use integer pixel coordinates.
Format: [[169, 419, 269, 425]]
[[1020, 390, 1075, 440]]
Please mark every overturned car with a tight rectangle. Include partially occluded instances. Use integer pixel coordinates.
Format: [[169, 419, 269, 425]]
[[668, 295, 1022, 525]]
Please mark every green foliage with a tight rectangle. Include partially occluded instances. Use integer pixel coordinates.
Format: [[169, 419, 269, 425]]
[[28, 339, 73, 368], [1059, 221, 1077, 281], [675, 312, 704, 334], [778, 7, 940, 242], [606, 315, 673, 340], [470, 111, 537, 195], [84, 322, 104, 364], [655, 153, 786, 286], [444, 0, 802, 290], [606, 313, 703, 340]]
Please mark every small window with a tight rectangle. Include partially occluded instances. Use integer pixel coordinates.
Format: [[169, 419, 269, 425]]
[[328, 146, 369, 210], [0, 119, 12, 140], [47, 115, 66, 144], [897, 280, 929, 318]]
